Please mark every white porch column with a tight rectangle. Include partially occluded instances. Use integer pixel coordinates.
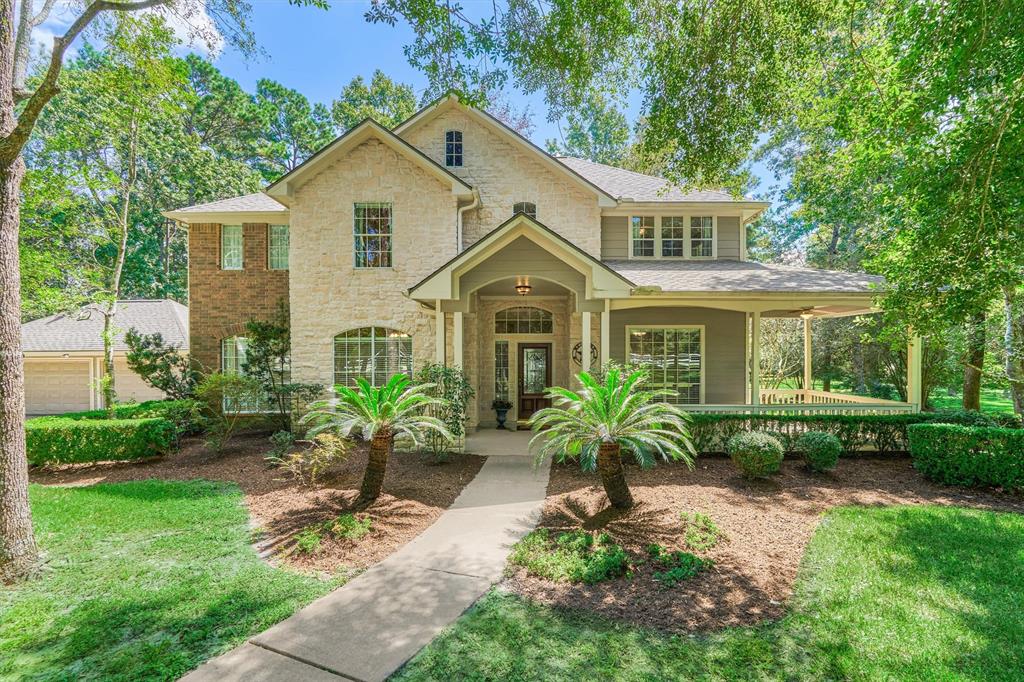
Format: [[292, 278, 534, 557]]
[[751, 312, 762, 406], [908, 332, 923, 411], [600, 302, 610, 365], [435, 301, 445, 364], [581, 311, 592, 372], [453, 311, 464, 369], [803, 317, 813, 394]]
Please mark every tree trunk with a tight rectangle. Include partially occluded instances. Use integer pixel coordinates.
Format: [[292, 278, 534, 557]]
[[597, 442, 633, 509], [359, 432, 392, 502], [102, 310, 117, 416], [1002, 287, 1024, 415], [963, 312, 985, 411], [0, 155, 37, 582]]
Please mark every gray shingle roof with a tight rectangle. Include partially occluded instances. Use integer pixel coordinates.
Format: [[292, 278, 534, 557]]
[[170, 192, 286, 214], [22, 300, 189, 352], [603, 259, 884, 293], [555, 156, 740, 202]]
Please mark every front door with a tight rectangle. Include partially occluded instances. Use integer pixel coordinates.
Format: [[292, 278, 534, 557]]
[[518, 343, 552, 421]]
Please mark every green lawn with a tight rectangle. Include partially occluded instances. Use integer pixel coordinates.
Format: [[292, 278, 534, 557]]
[[930, 388, 1015, 415], [0, 480, 337, 681], [396, 505, 1024, 681]]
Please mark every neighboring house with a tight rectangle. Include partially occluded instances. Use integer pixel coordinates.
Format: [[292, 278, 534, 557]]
[[164, 95, 921, 430], [21, 300, 188, 415]]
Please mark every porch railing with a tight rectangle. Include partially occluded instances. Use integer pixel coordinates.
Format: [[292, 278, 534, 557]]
[[685, 389, 916, 415]]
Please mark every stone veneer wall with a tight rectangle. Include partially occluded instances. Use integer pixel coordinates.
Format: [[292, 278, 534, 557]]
[[287, 138, 459, 390], [400, 109, 603, 258], [188, 222, 289, 373]]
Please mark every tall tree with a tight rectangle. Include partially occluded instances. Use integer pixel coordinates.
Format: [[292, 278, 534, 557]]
[[331, 70, 417, 132], [254, 79, 334, 179], [546, 93, 630, 166]]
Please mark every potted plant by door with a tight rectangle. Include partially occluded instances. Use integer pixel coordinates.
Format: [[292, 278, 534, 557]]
[[492, 398, 512, 429]]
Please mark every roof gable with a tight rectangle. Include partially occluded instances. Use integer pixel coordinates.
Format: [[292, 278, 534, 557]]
[[395, 95, 618, 208], [266, 118, 474, 206]]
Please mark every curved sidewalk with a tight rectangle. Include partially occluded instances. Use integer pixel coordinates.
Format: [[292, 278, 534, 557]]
[[183, 430, 548, 682]]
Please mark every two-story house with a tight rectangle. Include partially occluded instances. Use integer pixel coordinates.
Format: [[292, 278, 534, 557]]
[[164, 95, 921, 430]]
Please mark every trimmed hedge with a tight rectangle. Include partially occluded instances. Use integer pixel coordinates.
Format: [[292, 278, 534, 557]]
[[689, 410, 1019, 455], [796, 431, 842, 472], [60, 399, 204, 436], [727, 431, 784, 478], [908, 423, 1024, 491], [26, 417, 176, 466]]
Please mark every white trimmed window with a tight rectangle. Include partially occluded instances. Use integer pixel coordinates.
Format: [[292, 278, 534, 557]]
[[445, 130, 463, 167], [221, 225, 243, 270], [221, 336, 261, 412], [630, 216, 655, 257], [513, 202, 537, 219], [495, 307, 553, 334], [334, 327, 412, 387], [628, 215, 717, 259], [627, 326, 704, 404], [495, 341, 509, 401], [353, 203, 392, 268], [269, 224, 289, 270]]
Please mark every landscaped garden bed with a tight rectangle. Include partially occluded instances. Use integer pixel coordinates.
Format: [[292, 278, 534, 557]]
[[30, 433, 486, 574], [503, 455, 1024, 634]]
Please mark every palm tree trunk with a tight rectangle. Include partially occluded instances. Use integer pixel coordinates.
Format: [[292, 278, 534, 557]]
[[597, 442, 633, 509], [359, 432, 392, 502]]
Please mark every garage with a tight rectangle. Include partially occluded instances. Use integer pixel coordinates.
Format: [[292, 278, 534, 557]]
[[24, 360, 93, 415]]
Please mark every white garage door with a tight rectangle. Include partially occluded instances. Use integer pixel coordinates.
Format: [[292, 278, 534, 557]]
[[24, 360, 92, 415]]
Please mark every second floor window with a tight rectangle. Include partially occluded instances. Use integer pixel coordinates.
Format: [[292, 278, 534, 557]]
[[221, 225, 243, 270], [513, 202, 537, 219], [629, 215, 716, 258], [269, 224, 289, 270], [661, 217, 686, 257], [690, 216, 715, 257], [445, 130, 463, 167], [630, 216, 655, 257], [353, 202, 392, 268]]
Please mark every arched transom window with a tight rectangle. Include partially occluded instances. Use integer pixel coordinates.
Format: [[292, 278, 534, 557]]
[[334, 327, 412, 387], [512, 201, 536, 219], [495, 307, 553, 335]]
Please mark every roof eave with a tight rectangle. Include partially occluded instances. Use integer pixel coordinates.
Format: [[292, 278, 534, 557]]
[[161, 209, 289, 225]]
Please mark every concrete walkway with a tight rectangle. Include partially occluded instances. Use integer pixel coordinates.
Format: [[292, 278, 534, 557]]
[[183, 430, 547, 682]]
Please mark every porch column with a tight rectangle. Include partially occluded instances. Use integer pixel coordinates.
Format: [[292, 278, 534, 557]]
[[453, 311, 464, 369], [581, 311, 592, 372], [907, 332, 923, 411], [600, 303, 610, 364], [750, 312, 762, 406], [435, 301, 445, 364], [803, 317, 813, 394]]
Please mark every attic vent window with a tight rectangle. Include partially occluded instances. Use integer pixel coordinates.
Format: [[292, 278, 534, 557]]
[[513, 202, 536, 219], [445, 130, 463, 167]]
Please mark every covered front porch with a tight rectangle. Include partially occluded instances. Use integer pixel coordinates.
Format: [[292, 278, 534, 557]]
[[408, 214, 918, 429]]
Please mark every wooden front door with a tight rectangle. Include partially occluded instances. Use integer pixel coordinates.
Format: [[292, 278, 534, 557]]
[[518, 343, 552, 420]]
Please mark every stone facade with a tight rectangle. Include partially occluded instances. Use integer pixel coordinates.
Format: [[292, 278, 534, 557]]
[[187, 222, 289, 372], [287, 139, 459, 389], [400, 109, 604, 257]]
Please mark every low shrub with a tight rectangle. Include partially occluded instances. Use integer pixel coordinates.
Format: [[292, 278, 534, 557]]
[[26, 417, 176, 466], [647, 544, 712, 586], [797, 431, 842, 472], [908, 423, 1024, 491], [510, 529, 629, 584], [727, 431, 784, 478], [681, 512, 723, 552], [324, 513, 372, 541], [293, 527, 323, 555], [59, 399, 205, 439], [269, 432, 350, 486]]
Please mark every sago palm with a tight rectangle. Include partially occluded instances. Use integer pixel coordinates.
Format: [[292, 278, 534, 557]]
[[529, 366, 695, 509], [302, 374, 453, 502]]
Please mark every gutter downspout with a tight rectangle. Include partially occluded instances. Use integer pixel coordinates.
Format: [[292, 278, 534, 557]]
[[456, 189, 480, 253]]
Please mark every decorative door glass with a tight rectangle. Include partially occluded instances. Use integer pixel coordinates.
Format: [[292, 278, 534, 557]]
[[522, 348, 548, 394]]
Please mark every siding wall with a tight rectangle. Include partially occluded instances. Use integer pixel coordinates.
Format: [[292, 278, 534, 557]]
[[609, 307, 746, 404], [599, 214, 743, 260]]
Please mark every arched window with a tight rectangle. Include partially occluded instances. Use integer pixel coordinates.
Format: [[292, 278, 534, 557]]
[[445, 130, 463, 167], [334, 327, 412, 387], [495, 307, 553, 334], [512, 201, 536, 219]]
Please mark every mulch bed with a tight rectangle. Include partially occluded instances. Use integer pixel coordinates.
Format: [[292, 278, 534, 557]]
[[505, 455, 1024, 634], [31, 433, 486, 575]]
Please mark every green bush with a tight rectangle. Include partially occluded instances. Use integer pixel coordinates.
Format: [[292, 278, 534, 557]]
[[57, 399, 204, 437], [727, 431, 784, 478], [797, 431, 842, 472], [510, 529, 629, 584], [681, 512, 723, 551], [908, 423, 1024, 491], [688, 411, 1019, 456], [26, 417, 176, 466], [647, 544, 712, 586]]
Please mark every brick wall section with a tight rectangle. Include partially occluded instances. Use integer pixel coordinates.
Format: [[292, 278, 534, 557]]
[[188, 222, 289, 373]]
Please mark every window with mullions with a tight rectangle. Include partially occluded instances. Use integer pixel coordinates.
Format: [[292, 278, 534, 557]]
[[630, 216, 655, 257], [334, 327, 412, 387], [495, 307, 553, 334], [221, 225, 243, 269], [353, 203, 392, 268], [661, 217, 686, 257], [513, 202, 536, 219], [445, 130, 463, 167], [495, 341, 509, 401], [690, 216, 714, 257], [627, 327, 702, 404], [269, 225, 289, 269]]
